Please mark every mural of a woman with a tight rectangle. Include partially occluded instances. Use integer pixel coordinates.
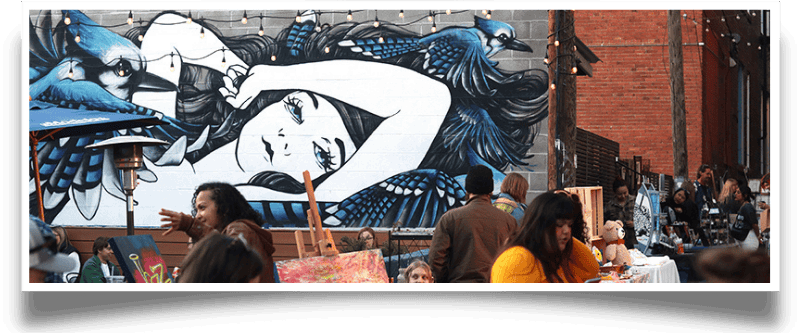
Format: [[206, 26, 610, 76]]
[[33, 10, 549, 229]]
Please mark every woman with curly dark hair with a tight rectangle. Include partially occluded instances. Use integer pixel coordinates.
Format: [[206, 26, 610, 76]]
[[490, 191, 598, 283], [159, 182, 276, 283]]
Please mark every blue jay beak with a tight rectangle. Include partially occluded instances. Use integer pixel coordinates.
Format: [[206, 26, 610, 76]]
[[136, 72, 178, 93], [506, 39, 533, 53]]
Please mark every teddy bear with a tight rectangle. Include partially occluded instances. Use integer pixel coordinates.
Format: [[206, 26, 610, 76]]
[[602, 220, 633, 266]]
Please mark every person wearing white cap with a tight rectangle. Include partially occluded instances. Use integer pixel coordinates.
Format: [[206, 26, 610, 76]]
[[29, 215, 75, 283]]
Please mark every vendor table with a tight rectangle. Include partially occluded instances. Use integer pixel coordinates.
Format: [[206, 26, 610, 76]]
[[628, 258, 681, 283]]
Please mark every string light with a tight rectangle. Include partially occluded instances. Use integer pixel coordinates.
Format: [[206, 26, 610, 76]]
[[721, 17, 725, 22], [431, 21, 437, 33], [259, 18, 265, 36], [486, 10, 492, 19], [127, 11, 133, 25], [315, 20, 321, 32], [138, 31, 144, 41], [446, 9, 451, 15], [118, 56, 126, 76], [200, 26, 205, 38], [324, 46, 330, 53], [221, 49, 227, 67], [550, 81, 556, 90], [378, 35, 384, 43], [68, 61, 74, 78], [242, 11, 248, 24], [74, 29, 81, 43], [736, 14, 740, 20], [482, 10, 488, 15], [399, 10, 404, 18], [64, 12, 71, 25], [296, 11, 301, 23], [187, 11, 192, 24], [428, 11, 434, 22], [374, 11, 380, 28], [554, 40, 560, 47], [169, 52, 175, 72], [347, 10, 353, 21], [271, 54, 277, 61]]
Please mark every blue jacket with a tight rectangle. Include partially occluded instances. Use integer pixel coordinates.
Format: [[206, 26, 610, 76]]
[[493, 192, 526, 226]]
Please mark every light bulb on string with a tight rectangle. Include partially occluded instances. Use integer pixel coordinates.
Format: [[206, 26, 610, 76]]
[[169, 52, 175, 72], [736, 14, 740, 20], [446, 9, 451, 15], [221, 50, 227, 68], [374, 11, 380, 28], [271, 54, 277, 61], [259, 22, 265, 36], [428, 11, 434, 22], [399, 10, 404, 18], [64, 12, 71, 25], [324, 46, 330, 53], [721, 17, 725, 22], [118, 56, 126, 76], [482, 10, 488, 15], [347, 10, 353, 21], [242, 11, 248, 25], [74, 30, 81, 43], [315, 19, 321, 32], [127, 11, 133, 25], [550, 82, 556, 90], [752, 11, 757, 16], [187, 11, 192, 24], [68, 61, 74, 78], [200, 26, 205, 38], [706, 18, 711, 23], [431, 21, 437, 33], [296, 11, 301, 23], [554, 40, 560, 47], [486, 10, 492, 19]]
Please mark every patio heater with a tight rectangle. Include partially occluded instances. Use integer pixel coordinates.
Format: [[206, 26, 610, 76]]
[[86, 136, 168, 235]]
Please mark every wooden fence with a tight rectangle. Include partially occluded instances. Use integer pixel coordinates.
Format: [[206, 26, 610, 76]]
[[575, 127, 619, 204]]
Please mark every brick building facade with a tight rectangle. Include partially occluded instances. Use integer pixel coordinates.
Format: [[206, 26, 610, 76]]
[[574, 10, 769, 182]]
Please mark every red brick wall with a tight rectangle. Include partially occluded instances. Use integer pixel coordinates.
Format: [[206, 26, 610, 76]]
[[574, 10, 764, 179]]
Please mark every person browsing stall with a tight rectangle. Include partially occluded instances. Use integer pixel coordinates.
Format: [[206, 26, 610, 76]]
[[493, 172, 528, 226], [429, 165, 517, 283], [604, 179, 637, 249], [693, 164, 718, 219]]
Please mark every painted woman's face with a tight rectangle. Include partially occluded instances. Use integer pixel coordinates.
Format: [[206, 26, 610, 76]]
[[236, 91, 357, 181]]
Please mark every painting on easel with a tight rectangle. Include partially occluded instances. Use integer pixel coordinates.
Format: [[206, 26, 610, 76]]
[[276, 249, 389, 283], [109, 235, 174, 283]]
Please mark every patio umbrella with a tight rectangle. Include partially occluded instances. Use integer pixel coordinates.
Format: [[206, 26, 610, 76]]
[[29, 101, 168, 222]]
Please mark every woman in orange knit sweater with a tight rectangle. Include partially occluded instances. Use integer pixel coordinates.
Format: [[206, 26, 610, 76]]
[[491, 191, 599, 283]]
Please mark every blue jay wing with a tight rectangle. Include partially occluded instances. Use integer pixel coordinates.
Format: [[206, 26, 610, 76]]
[[286, 16, 316, 57], [322, 170, 466, 229], [337, 37, 422, 59], [442, 103, 527, 167]]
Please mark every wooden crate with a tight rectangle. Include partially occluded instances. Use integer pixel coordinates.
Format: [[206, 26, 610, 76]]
[[564, 186, 604, 240]]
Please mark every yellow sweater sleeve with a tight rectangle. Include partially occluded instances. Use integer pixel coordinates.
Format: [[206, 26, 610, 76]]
[[566, 238, 601, 282], [491, 246, 548, 283]]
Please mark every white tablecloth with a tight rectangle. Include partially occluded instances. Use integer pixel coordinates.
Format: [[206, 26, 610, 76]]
[[628, 258, 681, 283]]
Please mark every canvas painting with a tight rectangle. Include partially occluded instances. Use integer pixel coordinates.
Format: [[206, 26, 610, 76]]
[[109, 235, 174, 283], [276, 249, 388, 283]]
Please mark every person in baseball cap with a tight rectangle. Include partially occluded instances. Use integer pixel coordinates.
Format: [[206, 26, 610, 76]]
[[29, 215, 75, 283]]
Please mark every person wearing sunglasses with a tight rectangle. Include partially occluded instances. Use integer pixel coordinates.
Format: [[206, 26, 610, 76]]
[[29, 215, 75, 283]]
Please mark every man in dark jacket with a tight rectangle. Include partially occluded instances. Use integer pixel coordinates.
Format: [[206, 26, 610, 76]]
[[79, 237, 120, 283], [429, 165, 517, 283]]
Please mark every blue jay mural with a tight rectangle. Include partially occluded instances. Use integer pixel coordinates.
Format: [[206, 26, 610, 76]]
[[28, 10, 549, 230], [338, 16, 533, 97]]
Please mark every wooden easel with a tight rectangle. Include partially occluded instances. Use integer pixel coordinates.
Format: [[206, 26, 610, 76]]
[[295, 170, 339, 258]]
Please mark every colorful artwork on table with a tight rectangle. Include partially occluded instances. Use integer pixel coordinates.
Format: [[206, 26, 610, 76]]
[[276, 249, 388, 283], [109, 235, 174, 283]]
